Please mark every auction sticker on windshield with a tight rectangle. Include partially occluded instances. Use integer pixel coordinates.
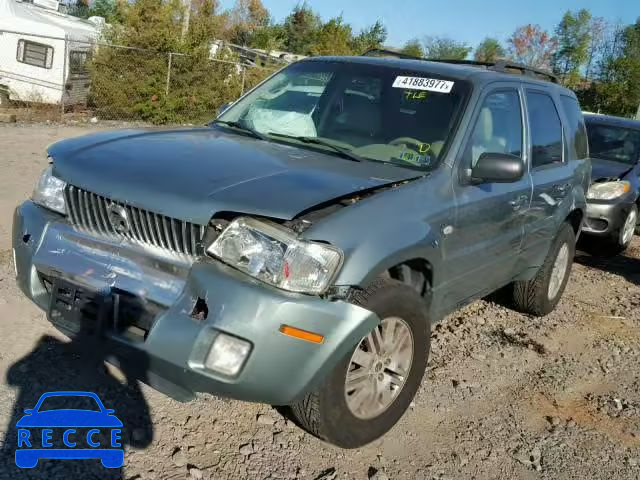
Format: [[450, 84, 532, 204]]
[[392, 76, 454, 93]]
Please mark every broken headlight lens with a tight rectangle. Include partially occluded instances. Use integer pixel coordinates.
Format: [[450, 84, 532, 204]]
[[32, 165, 67, 214], [206, 217, 343, 294], [586, 181, 630, 200]]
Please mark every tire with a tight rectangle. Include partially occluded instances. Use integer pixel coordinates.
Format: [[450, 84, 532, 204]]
[[513, 223, 575, 316], [291, 278, 430, 448], [617, 204, 638, 251], [591, 205, 638, 257]]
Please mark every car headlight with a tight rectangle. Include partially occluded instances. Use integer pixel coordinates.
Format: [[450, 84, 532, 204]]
[[32, 165, 66, 214], [586, 181, 631, 200], [206, 217, 343, 294]]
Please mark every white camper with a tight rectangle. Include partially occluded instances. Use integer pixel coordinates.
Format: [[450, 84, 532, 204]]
[[0, 0, 101, 106]]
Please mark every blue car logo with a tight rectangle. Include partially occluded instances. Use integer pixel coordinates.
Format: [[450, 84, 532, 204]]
[[15, 391, 124, 469]]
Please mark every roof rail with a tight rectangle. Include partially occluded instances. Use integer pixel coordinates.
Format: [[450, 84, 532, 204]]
[[361, 48, 424, 61], [361, 49, 559, 84], [425, 58, 559, 83]]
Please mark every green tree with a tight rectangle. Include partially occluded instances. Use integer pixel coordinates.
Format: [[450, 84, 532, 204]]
[[68, 0, 89, 18], [399, 38, 424, 58], [474, 37, 505, 62], [250, 24, 286, 51], [88, 0, 250, 124], [508, 24, 557, 69], [227, 0, 269, 45], [597, 19, 640, 116], [423, 36, 471, 60], [310, 16, 354, 56], [351, 20, 387, 53], [552, 9, 592, 87], [282, 2, 322, 54]]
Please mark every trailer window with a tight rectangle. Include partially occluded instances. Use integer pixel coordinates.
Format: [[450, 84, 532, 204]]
[[17, 40, 54, 69], [69, 50, 91, 75]]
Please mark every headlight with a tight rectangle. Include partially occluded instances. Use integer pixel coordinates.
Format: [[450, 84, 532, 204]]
[[586, 181, 631, 200], [32, 165, 66, 214], [206, 217, 343, 294]]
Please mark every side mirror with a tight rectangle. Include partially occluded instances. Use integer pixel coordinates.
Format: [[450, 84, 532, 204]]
[[104, 409, 115, 414], [471, 152, 524, 183], [217, 102, 232, 116], [24, 409, 34, 415]]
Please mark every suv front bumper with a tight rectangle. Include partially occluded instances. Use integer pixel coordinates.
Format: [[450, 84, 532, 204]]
[[582, 199, 636, 238], [12, 201, 378, 405]]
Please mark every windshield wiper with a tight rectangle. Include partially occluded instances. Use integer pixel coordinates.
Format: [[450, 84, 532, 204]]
[[266, 133, 362, 162], [211, 120, 267, 140]]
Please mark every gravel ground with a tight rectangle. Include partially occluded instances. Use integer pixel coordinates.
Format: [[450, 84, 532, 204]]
[[0, 124, 639, 480]]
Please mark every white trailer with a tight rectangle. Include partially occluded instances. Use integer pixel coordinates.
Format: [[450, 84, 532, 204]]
[[0, 0, 101, 106]]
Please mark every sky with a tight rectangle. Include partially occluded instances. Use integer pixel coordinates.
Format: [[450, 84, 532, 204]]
[[219, 0, 639, 49]]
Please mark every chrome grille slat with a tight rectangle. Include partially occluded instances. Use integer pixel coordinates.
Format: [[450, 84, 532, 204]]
[[171, 218, 182, 254], [65, 185, 202, 257]]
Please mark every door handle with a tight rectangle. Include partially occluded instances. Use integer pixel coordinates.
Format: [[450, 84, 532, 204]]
[[553, 183, 571, 195], [509, 195, 528, 211]]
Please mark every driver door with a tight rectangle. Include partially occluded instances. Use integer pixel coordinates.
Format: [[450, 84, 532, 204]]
[[444, 86, 533, 308]]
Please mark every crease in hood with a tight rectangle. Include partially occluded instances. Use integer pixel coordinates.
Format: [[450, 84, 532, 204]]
[[48, 127, 421, 225]]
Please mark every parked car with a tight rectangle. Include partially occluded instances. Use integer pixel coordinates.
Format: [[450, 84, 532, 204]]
[[582, 113, 640, 253], [12, 54, 590, 448]]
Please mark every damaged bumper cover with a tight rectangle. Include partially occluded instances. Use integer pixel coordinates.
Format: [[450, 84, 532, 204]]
[[12, 201, 379, 405], [583, 199, 636, 237]]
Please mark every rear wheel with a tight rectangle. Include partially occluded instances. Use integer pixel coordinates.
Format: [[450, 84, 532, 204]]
[[291, 278, 430, 448], [513, 223, 575, 316]]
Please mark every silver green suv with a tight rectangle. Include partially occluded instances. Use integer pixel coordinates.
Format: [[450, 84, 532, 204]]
[[13, 54, 590, 447]]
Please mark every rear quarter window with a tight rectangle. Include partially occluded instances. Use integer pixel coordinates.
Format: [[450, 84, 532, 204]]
[[560, 96, 589, 160]]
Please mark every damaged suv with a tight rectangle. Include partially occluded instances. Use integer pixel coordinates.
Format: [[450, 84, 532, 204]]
[[13, 54, 590, 448]]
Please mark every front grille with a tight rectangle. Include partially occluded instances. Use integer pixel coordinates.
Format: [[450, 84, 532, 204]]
[[65, 185, 204, 256]]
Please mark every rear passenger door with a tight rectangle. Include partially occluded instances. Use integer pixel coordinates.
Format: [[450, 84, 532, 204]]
[[446, 86, 532, 307], [521, 90, 575, 264]]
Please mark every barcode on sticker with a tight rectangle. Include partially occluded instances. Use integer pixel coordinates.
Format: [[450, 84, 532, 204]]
[[392, 76, 454, 93]]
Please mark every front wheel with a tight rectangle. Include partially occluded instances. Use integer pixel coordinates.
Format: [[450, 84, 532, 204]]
[[618, 204, 638, 252], [513, 223, 575, 316], [291, 279, 430, 448]]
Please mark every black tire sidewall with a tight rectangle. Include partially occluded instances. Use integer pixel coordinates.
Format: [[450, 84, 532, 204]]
[[317, 281, 430, 448]]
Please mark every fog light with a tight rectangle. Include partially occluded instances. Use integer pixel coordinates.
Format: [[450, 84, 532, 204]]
[[205, 333, 251, 376]]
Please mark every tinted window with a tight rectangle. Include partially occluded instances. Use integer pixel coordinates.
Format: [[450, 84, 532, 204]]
[[463, 90, 522, 167], [586, 123, 640, 165], [527, 92, 563, 168], [560, 96, 588, 160]]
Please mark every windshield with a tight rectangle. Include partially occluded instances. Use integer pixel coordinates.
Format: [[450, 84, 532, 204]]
[[217, 60, 470, 170], [586, 122, 640, 166]]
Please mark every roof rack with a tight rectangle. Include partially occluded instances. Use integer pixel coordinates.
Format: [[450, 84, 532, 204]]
[[361, 48, 559, 84]]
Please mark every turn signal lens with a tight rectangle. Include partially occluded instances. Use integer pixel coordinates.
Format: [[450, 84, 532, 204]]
[[279, 325, 324, 344]]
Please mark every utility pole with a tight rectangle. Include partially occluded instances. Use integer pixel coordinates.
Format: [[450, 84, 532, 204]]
[[635, 102, 640, 121], [181, 0, 192, 41]]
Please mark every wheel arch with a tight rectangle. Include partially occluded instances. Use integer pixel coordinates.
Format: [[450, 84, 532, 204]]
[[566, 208, 584, 237]]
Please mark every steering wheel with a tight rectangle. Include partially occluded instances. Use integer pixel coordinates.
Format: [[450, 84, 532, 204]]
[[389, 137, 430, 153]]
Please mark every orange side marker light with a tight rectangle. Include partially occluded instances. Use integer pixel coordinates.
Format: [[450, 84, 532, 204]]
[[279, 325, 324, 344]]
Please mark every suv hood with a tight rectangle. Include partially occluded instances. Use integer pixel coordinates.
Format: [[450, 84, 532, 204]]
[[48, 128, 419, 225], [591, 158, 636, 182]]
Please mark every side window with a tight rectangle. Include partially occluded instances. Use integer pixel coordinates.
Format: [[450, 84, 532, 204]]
[[17, 39, 54, 69], [560, 95, 589, 160], [527, 92, 563, 168], [462, 90, 522, 168]]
